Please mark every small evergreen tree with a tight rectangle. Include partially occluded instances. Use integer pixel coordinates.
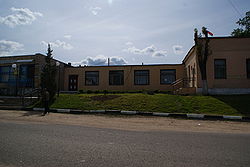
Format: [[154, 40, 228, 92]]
[[40, 44, 57, 101], [231, 11, 250, 37]]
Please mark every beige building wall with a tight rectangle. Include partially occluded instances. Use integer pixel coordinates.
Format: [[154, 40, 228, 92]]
[[206, 37, 250, 89], [64, 64, 184, 91], [182, 46, 199, 88], [183, 37, 250, 94]]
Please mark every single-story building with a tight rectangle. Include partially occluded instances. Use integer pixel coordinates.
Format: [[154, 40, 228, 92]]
[[0, 36, 249, 95], [183, 37, 250, 94], [0, 53, 67, 95]]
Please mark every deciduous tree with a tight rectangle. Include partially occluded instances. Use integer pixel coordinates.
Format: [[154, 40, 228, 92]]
[[194, 27, 212, 95], [231, 11, 250, 37]]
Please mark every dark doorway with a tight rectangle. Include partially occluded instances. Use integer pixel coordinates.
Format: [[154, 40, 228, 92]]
[[68, 75, 78, 91]]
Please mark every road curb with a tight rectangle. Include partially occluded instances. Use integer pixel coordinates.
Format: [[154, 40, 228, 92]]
[[121, 111, 137, 115], [89, 110, 105, 113], [187, 114, 205, 119], [153, 113, 170, 117], [105, 110, 121, 114], [33, 108, 45, 111], [22, 107, 250, 122], [223, 115, 242, 120]]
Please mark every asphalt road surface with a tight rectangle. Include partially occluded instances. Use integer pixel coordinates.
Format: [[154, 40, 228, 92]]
[[0, 120, 250, 167]]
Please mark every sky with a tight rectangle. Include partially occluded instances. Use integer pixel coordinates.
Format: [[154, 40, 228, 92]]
[[0, 0, 249, 66]]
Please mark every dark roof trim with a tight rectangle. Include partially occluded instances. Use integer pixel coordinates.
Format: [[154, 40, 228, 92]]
[[199, 36, 250, 39], [69, 63, 183, 68], [0, 54, 41, 58]]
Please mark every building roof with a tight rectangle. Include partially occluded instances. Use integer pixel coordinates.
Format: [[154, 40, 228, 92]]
[[182, 36, 250, 64], [0, 53, 45, 58], [182, 45, 195, 63], [69, 63, 183, 68], [0, 53, 69, 66], [199, 36, 250, 40]]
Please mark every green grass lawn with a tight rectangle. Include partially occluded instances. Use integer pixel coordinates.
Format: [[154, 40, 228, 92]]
[[50, 93, 250, 116]]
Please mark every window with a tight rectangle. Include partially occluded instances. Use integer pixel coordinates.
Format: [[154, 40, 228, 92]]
[[19, 64, 35, 88], [134, 70, 149, 85], [214, 59, 226, 79], [247, 59, 250, 79], [160, 69, 176, 84], [85, 71, 99, 85], [0, 66, 11, 83], [188, 65, 191, 78], [109, 70, 124, 85]]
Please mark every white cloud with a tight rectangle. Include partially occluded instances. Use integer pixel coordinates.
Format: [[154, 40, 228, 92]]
[[125, 41, 133, 46], [152, 50, 167, 57], [71, 55, 127, 66], [0, 7, 43, 27], [110, 57, 127, 65], [124, 45, 155, 55], [89, 7, 102, 16], [0, 40, 24, 56], [108, 0, 113, 5], [64, 35, 72, 39], [172, 45, 184, 55], [124, 43, 167, 57], [41, 40, 73, 50], [86, 55, 107, 66]]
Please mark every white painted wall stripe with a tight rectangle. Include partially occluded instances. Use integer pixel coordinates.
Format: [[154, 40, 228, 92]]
[[121, 111, 137, 115], [223, 115, 242, 120]]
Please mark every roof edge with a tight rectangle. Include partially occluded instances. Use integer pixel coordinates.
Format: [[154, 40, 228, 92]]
[[182, 45, 195, 63], [0, 53, 46, 58], [67, 63, 183, 68], [199, 36, 250, 39]]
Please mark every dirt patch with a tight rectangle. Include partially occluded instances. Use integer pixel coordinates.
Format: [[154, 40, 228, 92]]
[[90, 95, 121, 101], [1, 109, 250, 134]]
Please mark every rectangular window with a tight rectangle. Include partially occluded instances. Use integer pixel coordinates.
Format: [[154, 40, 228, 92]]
[[160, 69, 176, 84], [214, 59, 226, 79], [247, 59, 250, 79], [19, 64, 35, 88], [85, 71, 99, 85], [134, 70, 149, 85], [0, 66, 11, 83], [109, 70, 124, 85]]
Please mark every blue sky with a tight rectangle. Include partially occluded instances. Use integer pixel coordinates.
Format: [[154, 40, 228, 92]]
[[0, 0, 249, 66]]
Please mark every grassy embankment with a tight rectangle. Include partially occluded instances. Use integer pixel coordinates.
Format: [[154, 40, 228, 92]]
[[50, 93, 250, 116]]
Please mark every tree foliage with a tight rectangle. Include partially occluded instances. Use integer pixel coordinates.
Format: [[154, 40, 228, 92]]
[[194, 27, 211, 80], [231, 11, 250, 37], [194, 27, 212, 95], [40, 44, 57, 100]]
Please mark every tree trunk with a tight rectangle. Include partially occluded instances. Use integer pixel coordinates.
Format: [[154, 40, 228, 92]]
[[202, 79, 208, 95]]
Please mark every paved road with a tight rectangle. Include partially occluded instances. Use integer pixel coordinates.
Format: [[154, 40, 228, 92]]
[[0, 121, 250, 167]]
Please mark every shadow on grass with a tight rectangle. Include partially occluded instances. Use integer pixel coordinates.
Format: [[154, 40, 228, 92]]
[[213, 95, 250, 116]]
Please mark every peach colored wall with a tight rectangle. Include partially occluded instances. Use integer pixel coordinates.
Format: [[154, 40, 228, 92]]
[[206, 38, 250, 88], [64, 64, 184, 91], [183, 47, 199, 88], [183, 37, 250, 91]]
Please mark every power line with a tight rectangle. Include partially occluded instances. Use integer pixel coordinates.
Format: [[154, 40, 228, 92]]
[[227, 0, 243, 18]]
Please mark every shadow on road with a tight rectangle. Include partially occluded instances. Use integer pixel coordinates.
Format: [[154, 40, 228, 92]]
[[21, 111, 44, 117]]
